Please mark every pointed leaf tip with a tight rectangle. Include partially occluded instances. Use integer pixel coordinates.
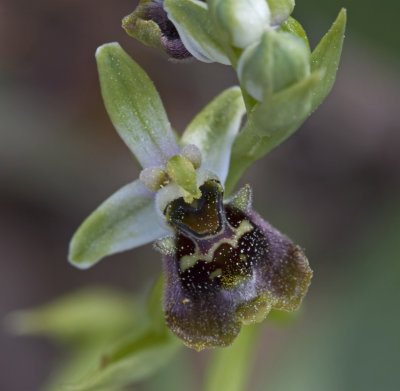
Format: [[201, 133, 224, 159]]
[[310, 8, 347, 111]]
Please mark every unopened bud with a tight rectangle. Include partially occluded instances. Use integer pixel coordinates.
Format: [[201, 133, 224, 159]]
[[268, 0, 295, 27], [237, 30, 310, 101], [209, 0, 271, 49]]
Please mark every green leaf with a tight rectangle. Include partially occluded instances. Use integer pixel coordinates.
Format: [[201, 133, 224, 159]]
[[310, 8, 347, 111], [164, 0, 230, 64], [5, 287, 135, 345], [224, 10, 346, 193], [204, 324, 260, 391], [96, 42, 179, 168], [63, 328, 180, 391], [181, 87, 245, 184], [69, 180, 169, 269], [225, 72, 322, 194]]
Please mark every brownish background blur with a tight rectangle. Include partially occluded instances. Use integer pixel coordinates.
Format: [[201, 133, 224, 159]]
[[1, 1, 399, 390]]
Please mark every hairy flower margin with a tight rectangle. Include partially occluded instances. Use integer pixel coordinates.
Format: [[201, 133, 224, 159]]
[[69, 1, 346, 350]]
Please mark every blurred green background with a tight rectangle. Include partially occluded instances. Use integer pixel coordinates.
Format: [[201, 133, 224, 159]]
[[1, 0, 399, 390]]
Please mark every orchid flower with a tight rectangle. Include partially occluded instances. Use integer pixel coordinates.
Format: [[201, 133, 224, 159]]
[[68, 43, 312, 350]]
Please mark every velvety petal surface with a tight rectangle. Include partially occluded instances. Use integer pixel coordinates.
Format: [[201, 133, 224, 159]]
[[69, 180, 169, 269], [96, 42, 179, 168], [161, 182, 312, 349]]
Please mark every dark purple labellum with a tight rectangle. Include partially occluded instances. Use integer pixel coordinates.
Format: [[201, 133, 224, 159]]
[[160, 180, 312, 350], [123, 0, 205, 60]]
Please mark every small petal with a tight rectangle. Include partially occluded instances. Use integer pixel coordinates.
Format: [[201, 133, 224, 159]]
[[181, 87, 245, 185], [69, 180, 169, 269], [96, 42, 179, 168], [164, 0, 230, 64], [161, 181, 312, 349]]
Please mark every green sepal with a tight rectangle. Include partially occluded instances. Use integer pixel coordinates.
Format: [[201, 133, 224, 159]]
[[68, 180, 169, 269], [96, 42, 179, 168], [226, 72, 323, 194], [181, 86, 245, 184], [309, 8, 347, 111], [122, 2, 165, 54], [164, 0, 230, 64]]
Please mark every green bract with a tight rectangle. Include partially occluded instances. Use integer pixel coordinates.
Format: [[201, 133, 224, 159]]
[[225, 8, 347, 193]]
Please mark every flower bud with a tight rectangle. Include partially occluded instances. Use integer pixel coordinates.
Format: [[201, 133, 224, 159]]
[[122, 0, 195, 60], [268, 0, 295, 26], [209, 0, 271, 49], [237, 30, 310, 101]]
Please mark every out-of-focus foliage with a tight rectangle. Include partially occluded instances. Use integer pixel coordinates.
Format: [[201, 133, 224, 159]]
[[254, 201, 400, 391], [6, 282, 181, 391], [294, 0, 400, 62]]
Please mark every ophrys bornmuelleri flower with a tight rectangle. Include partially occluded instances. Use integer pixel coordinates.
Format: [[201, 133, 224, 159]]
[[68, 43, 312, 350]]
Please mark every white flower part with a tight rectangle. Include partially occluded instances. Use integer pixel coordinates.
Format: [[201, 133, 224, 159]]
[[164, 0, 230, 65], [213, 0, 271, 49]]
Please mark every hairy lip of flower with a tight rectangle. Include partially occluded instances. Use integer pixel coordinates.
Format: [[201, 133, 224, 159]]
[[159, 180, 313, 350]]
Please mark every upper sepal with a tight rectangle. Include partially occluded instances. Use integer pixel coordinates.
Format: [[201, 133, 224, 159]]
[[96, 42, 179, 168], [69, 180, 170, 269]]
